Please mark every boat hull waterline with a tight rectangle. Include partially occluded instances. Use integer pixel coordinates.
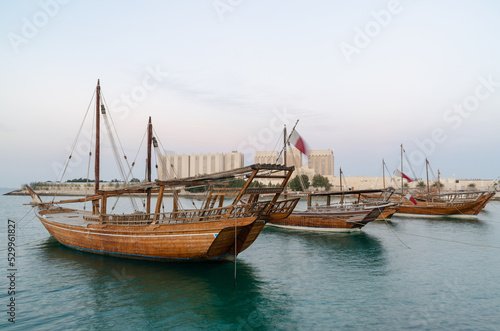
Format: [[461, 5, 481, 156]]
[[37, 208, 265, 262], [395, 192, 495, 217], [267, 207, 385, 233]]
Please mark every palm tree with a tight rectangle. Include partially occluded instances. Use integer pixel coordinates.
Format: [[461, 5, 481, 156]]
[[417, 181, 426, 190]]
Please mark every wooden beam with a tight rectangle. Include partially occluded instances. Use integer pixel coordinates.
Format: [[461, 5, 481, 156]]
[[101, 192, 107, 216], [231, 169, 259, 206], [152, 184, 165, 223], [270, 166, 294, 205], [254, 175, 287, 179]]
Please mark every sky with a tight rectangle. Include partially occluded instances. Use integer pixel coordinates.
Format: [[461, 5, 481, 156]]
[[1, 0, 500, 188]]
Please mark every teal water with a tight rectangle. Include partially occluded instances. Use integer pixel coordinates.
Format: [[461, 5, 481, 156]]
[[1, 189, 500, 330]]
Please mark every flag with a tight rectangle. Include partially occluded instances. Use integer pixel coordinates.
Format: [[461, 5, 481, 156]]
[[395, 169, 413, 182], [405, 193, 417, 205], [289, 130, 309, 155]]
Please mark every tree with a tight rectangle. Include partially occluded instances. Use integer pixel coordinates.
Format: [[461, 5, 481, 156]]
[[417, 181, 426, 188], [311, 174, 332, 191], [227, 178, 246, 188], [130, 178, 141, 183], [289, 174, 310, 192], [185, 184, 207, 193], [250, 181, 264, 188], [432, 181, 444, 188]]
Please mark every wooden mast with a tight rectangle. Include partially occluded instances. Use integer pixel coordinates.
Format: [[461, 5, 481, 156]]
[[283, 125, 287, 198], [382, 159, 386, 189], [339, 168, 344, 204], [426, 159, 430, 193], [283, 124, 287, 168], [93, 80, 101, 215], [146, 117, 152, 215], [438, 169, 441, 194], [400, 144, 404, 194], [339, 167, 343, 191]]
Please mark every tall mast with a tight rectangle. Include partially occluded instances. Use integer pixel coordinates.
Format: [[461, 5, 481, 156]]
[[283, 125, 287, 168], [382, 159, 386, 189], [283, 125, 287, 197], [426, 159, 430, 193], [147, 117, 152, 182], [339, 167, 343, 192], [146, 117, 152, 215], [400, 144, 404, 194], [95, 79, 101, 195], [438, 169, 441, 194]]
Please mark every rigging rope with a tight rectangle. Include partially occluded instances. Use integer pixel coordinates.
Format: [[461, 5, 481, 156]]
[[84, 105, 96, 211], [102, 111, 139, 212], [268, 129, 283, 164], [101, 95, 136, 182], [52, 89, 96, 203], [388, 228, 500, 249], [403, 149, 418, 180]]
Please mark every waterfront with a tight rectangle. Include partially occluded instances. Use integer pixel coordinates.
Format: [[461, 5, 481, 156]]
[[1, 189, 500, 330]]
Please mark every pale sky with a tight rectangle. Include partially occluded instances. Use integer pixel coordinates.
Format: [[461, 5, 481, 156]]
[[1, 0, 499, 188]]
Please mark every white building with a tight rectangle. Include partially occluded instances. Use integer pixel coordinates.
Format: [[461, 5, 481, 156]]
[[158, 151, 244, 180], [286, 147, 304, 169], [254, 151, 282, 165], [225, 151, 244, 171], [308, 149, 334, 177]]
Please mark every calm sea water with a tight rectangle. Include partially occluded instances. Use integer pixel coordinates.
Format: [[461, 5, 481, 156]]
[[1, 188, 500, 330]]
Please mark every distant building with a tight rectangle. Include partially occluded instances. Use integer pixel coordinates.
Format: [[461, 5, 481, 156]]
[[308, 149, 334, 177], [286, 147, 304, 169], [158, 151, 244, 180], [254, 151, 282, 165], [225, 151, 244, 171], [253, 148, 334, 179]]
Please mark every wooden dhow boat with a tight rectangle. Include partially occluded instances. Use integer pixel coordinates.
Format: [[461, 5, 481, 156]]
[[27, 81, 299, 262], [267, 189, 396, 232], [393, 153, 495, 218], [264, 127, 395, 232], [394, 190, 495, 218], [28, 164, 298, 262]]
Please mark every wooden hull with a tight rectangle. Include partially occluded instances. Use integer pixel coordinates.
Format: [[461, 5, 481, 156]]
[[377, 204, 399, 220], [396, 192, 495, 217], [267, 207, 383, 232], [36, 208, 265, 262]]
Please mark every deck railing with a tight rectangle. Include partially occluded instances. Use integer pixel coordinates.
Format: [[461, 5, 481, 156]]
[[93, 201, 271, 225], [261, 198, 299, 216]]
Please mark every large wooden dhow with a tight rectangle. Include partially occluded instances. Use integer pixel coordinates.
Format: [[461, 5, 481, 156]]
[[27, 80, 298, 262], [394, 190, 495, 217], [28, 165, 298, 262], [393, 154, 495, 217], [267, 190, 396, 232]]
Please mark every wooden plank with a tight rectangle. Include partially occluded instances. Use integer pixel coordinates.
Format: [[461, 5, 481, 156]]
[[152, 184, 165, 223]]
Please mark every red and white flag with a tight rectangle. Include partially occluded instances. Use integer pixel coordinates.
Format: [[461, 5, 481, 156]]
[[405, 193, 417, 205], [289, 130, 309, 155], [395, 169, 413, 182]]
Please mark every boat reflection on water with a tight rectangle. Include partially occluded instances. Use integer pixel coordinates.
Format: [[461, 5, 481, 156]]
[[262, 226, 387, 271], [32, 236, 295, 329]]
